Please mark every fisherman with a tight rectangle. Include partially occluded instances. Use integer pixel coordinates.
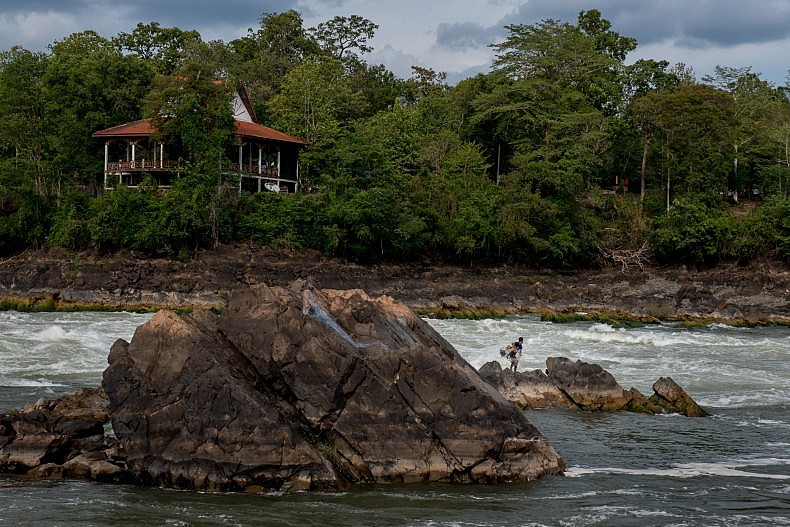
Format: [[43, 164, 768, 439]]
[[503, 337, 524, 372]]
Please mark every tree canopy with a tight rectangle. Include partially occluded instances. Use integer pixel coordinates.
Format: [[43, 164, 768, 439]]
[[0, 9, 788, 267]]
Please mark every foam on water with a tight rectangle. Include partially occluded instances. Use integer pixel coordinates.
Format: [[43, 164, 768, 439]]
[[0, 376, 64, 387], [565, 459, 790, 480], [0, 311, 153, 391]]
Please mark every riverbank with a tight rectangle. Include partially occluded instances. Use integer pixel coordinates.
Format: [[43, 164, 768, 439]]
[[1, 244, 788, 324]]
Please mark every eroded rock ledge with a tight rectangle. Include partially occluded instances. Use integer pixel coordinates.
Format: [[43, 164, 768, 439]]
[[479, 357, 708, 416]]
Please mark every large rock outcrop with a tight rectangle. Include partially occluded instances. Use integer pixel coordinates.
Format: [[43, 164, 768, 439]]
[[102, 284, 564, 493]]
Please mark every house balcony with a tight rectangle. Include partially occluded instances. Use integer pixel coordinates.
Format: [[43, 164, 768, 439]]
[[103, 160, 296, 193]]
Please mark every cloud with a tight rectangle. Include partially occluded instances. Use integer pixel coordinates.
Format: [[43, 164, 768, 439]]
[[435, 21, 500, 51], [498, 0, 790, 49]]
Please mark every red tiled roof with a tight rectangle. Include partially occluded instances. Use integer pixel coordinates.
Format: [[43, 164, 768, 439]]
[[92, 119, 156, 138], [234, 120, 307, 145], [92, 118, 307, 146]]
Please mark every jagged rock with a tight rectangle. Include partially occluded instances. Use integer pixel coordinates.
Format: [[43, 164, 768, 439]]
[[480, 357, 699, 417], [0, 388, 113, 476], [622, 387, 663, 414], [650, 377, 709, 417], [478, 362, 574, 409], [545, 357, 639, 411], [102, 284, 564, 493]]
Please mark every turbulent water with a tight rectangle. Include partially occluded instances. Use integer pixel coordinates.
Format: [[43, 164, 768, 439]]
[[0, 311, 788, 527]]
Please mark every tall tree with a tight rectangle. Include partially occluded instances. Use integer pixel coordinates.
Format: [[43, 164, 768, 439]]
[[228, 10, 319, 104], [485, 15, 625, 196], [45, 31, 155, 191], [0, 47, 49, 193], [114, 22, 201, 74], [310, 15, 378, 65], [145, 49, 235, 167], [269, 56, 360, 146], [703, 66, 779, 198], [631, 84, 734, 210]]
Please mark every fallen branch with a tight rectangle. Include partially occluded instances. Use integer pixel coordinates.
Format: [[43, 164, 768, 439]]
[[600, 242, 651, 272]]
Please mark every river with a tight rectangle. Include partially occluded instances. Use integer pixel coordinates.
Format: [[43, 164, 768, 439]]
[[0, 311, 788, 526]]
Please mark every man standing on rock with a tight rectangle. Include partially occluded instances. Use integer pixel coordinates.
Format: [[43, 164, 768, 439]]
[[505, 337, 524, 372]]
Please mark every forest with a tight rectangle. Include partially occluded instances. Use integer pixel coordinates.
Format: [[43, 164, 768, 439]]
[[0, 9, 788, 268]]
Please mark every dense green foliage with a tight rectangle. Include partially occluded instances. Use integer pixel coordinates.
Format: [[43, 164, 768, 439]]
[[1, 10, 789, 267]]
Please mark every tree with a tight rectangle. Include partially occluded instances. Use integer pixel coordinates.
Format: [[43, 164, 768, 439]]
[[310, 15, 378, 65], [405, 66, 448, 101], [576, 9, 637, 113], [114, 22, 201, 74], [145, 47, 235, 167], [0, 47, 49, 193], [45, 31, 156, 191], [486, 16, 623, 197], [631, 85, 734, 211], [702, 66, 780, 198], [228, 10, 319, 103], [269, 56, 360, 146]]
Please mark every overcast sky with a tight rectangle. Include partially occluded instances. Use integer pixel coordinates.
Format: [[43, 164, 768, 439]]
[[1, 0, 789, 86]]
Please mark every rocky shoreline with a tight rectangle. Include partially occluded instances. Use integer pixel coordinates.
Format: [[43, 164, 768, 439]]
[[1, 244, 788, 324]]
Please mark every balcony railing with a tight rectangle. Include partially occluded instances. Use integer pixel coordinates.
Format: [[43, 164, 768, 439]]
[[106, 160, 180, 172], [106, 160, 285, 179]]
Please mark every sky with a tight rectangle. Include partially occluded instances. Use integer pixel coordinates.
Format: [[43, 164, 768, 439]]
[[1, 0, 789, 86]]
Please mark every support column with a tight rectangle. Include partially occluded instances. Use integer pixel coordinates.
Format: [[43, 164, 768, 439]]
[[104, 142, 109, 189], [258, 146, 262, 174]]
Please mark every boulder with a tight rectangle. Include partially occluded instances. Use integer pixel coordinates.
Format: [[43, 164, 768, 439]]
[[545, 357, 639, 411], [478, 362, 574, 409], [650, 377, 709, 417], [102, 284, 564, 493]]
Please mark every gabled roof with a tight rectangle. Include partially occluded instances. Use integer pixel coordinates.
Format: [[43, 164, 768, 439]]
[[93, 118, 307, 146]]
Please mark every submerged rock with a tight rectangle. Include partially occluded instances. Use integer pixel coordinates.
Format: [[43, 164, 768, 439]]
[[650, 377, 709, 417], [102, 284, 564, 493]]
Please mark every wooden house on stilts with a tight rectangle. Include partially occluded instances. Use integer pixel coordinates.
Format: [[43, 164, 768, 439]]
[[92, 86, 307, 193]]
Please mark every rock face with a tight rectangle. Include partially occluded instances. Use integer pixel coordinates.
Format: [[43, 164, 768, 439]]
[[102, 284, 564, 493], [480, 357, 705, 416]]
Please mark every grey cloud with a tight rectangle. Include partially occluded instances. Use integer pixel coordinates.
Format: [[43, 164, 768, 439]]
[[435, 21, 501, 51], [499, 0, 790, 49], [117, 0, 293, 33]]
